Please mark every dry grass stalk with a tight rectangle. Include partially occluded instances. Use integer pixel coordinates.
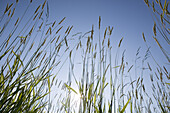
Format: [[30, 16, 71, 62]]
[[5, 34, 12, 48], [109, 26, 113, 35], [152, 36, 161, 48], [68, 26, 73, 35], [39, 11, 43, 19], [41, 52, 47, 62], [33, 12, 39, 20], [64, 37, 68, 46], [52, 21, 56, 27], [144, 0, 149, 6], [51, 36, 57, 43], [108, 38, 110, 48], [8, 9, 11, 17], [118, 37, 123, 47], [58, 17, 66, 25], [29, 26, 34, 35], [163, 66, 168, 74], [42, 0, 47, 9], [91, 25, 94, 39], [128, 65, 133, 72], [142, 32, 146, 42], [11, 8, 15, 17], [99, 16, 101, 30], [56, 35, 60, 44], [39, 22, 43, 30], [34, 4, 41, 14], [56, 26, 63, 34], [104, 27, 107, 39], [46, 27, 51, 35], [147, 62, 152, 71], [50, 27, 52, 34], [153, 22, 157, 36], [29, 42, 35, 51], [41, 38, 47, 46], [65, 26, 70, 34], [152, 1, 155, 12], [150, 74, 153, 82], [155, 0, 158, 4], [158, 0, 163, 10], [14, 18, 19, 26], [8, 3, 13, 11], [4, 3, 9, 14]]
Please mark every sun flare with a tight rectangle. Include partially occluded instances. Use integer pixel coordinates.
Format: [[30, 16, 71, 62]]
[[71, 92, 81, 102]]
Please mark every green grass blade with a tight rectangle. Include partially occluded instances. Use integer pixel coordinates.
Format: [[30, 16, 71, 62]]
[[120, 97, 131, 113], [64, 83, 78, 94]]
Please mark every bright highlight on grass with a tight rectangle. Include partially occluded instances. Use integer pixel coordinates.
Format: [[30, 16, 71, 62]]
[[71, 92, 81, 102]]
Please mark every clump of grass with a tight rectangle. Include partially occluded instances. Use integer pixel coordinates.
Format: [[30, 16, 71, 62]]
[[0, 0, 169, 113], [143, 0, 169, 112], [0, 0, 71, 112], [62, 17, 136, 113]]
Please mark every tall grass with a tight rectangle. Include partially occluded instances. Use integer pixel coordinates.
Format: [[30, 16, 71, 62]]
[[0, 0, 70, 112], [0, 0, 169, 113]]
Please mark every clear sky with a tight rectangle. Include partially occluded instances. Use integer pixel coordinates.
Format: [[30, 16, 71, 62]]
[[0, 0, 167, 65], [24, 0, 167, 64], [0, 0, 169, 112]]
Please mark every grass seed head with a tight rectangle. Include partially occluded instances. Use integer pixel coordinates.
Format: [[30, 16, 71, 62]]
[[153, 22, 157, 36], [52, 21, 56, 27], [67, 26, 73, 35], [142, 32, 146, 42], [11, 8, 15, 17], [163, 66, 168, 74], [150, 74, 153, 82], [56, 26, 63, 34], [56, 35, 60, 43], [118, 37, 123, 47], [29, 26, 34, 35], [15, 18, 19, 26], [8, 3, 13, 10], [99, 16, 101, 29], [65, 26, 70, 34], [39, 22, 43, 30], [34, 4, 41, 14], [29, 42, 34, 51], [104, 27, 107, 39], [108, 38, 110, 48], [8, 9, 11, 17], [39, 11, 43, 19], [33, 12, 39, 20], [91, 25, 94, 39], [45, 27, 51, 35], [58, 17, 66, 25], [159, 0, 163, 10], [152, 1, 156, 12], [4, 3, 9, 14], [144, 0, 149, 7], [42, 38, 47, 46], [42, 0, 46, 9], [110, 27, 113, 35], [147, 62, 152, 71]]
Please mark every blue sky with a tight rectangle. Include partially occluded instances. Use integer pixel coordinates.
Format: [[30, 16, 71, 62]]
[[46, 0, 167, 64], [0, 0, 167, 64]]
